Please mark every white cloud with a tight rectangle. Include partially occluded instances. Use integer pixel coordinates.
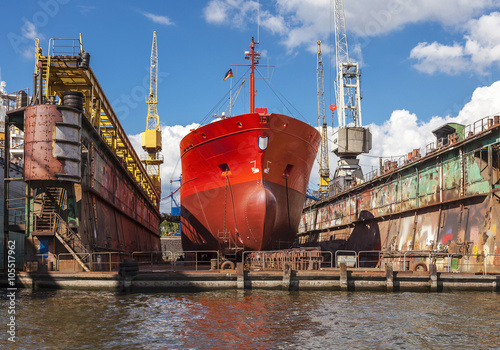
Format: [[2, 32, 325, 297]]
[[21, 47, 34, 60], [129, 123, 198, 211], [22, 21, 43, 40], [361, 80, 500, 172], [14, 21, 43, 59], [455, 80, 500, 122], [203, 0, 287, 35], [141, 11, 175, 26], [203, 0, 229, 24], [306, 80, 500, 188], [203, 0, 498, 54], [409, 42, 467, 75], [260, 11, 287, 35], [345, 0, 497, 36], [410, 12, 500, 75]]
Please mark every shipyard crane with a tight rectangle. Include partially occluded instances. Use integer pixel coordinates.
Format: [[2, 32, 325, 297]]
[[141, 31, 163, 194], [316, 40, 330, 196], [331, 0, 372, 193]]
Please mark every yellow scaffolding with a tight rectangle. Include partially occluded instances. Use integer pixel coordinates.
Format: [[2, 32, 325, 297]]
[[34, 36, 160, 207]]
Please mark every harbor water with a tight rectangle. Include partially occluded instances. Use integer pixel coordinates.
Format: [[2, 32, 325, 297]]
[[1, 289, 499, 349]]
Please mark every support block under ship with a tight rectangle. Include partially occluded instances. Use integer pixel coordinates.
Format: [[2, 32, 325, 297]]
[[180, 38, 321, 253], [299, 117, 500, 273], [3, 37, 161, 272]]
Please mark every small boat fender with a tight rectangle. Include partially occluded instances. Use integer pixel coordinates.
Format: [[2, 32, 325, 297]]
[[221, 261, 235, 270], [411, 261, 428, 272]]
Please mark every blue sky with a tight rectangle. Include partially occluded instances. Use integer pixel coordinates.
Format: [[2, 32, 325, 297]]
[[2, 0, 500, 209]]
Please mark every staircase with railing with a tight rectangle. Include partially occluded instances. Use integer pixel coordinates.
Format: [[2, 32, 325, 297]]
[[32, 187, 90, 272], [33, 187, 63, 233], [54, 213, 90, 272]]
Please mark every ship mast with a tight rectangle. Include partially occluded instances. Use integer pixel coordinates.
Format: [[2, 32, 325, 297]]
[[245, 37, 261, 113]]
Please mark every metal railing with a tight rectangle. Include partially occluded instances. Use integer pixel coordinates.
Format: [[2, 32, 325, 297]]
[[5, 197, 26, 226], [50, 38, 80, 57], [90, 252, 131, 272], [32, 212, 57, 232], [57, 253, 91, 272], [29, 253, 58, 271], [2, 88, 30, 111], [351, 250, 499, 274], [402, 251, 432, 271], [353, 114, 500, 187], [243, 249, 330, 271], [34, 249, 500, 274], [139, 153, 165, 162], [484, 254, 500, 275], [335, 250, 358, 268], [180, 251, 220, 271], [357, 250, 383, 268]]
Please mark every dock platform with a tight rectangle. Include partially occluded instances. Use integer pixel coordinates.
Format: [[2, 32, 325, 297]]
[[5, 263, 499, 293]]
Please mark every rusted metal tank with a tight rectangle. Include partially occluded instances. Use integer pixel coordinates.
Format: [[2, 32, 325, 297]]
[[24, 104, 82, 185]]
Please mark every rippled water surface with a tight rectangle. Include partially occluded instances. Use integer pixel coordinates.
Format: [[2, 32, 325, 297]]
[[1, 289, 499, 349]]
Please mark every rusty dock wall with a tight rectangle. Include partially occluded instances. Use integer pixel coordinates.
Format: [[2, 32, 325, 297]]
[[298, 116, 500, 274]]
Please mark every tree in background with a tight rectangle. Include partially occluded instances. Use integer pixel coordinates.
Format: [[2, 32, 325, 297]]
[[160, 220, 180, 236]]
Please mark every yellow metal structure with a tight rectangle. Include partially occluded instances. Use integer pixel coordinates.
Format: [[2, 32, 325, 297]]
[[141, 31, 163, 192], [34, 36, 160, 207], [317, 40, 330, 195]]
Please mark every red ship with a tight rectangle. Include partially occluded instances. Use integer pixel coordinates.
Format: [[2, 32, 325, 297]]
[[180, 38, 321, 252]]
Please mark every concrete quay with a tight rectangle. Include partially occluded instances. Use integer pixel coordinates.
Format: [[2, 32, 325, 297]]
[[3, 263, 499, 293]]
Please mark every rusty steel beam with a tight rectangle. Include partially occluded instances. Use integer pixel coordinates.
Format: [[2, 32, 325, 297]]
[[82, 67, 159, 203]]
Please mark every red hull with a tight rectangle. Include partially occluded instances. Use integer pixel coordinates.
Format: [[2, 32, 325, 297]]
[[180, 113, 320, 251]]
